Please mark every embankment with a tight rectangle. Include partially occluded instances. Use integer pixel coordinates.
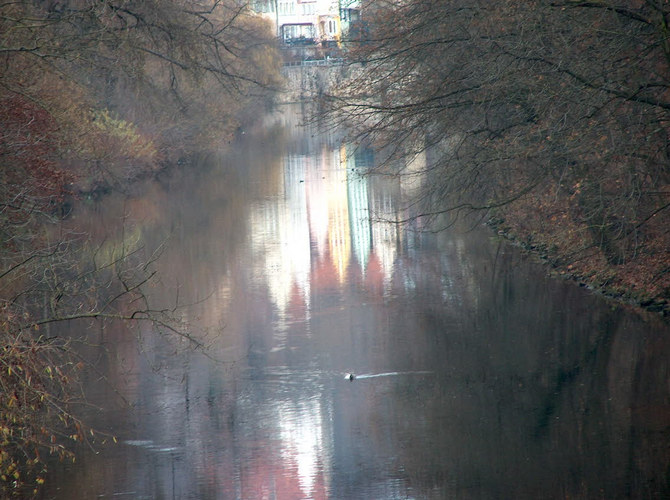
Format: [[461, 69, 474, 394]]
[[278, 61, 361, 103]]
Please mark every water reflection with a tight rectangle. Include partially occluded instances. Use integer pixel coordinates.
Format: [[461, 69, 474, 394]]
[[40, 105, 670, 499], [249, 139, 402, 339]]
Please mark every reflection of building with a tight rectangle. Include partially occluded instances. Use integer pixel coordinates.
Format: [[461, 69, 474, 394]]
[[248, 138, 404, 328], [327, 145, 350, 282], [344, 144, 371, 273], [276, 397, 331, 498], [225, 383, 331, 499], [368, 181, 399, 292], [248, 153, 312, 332]]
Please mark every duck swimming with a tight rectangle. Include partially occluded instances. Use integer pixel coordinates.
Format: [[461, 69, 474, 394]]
[[344, 373, 355, 381]]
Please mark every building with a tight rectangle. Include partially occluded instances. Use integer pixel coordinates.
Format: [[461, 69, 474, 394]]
[[252, 0, 360, 48]]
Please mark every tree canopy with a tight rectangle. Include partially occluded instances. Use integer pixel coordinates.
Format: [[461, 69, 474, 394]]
[[331, 0, 670, 304]]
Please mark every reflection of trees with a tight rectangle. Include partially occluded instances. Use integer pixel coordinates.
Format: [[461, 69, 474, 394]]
[[355, 226, 670, 498], [0, 212, 200, 494]]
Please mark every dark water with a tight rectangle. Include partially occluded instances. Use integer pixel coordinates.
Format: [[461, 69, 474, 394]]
[[41, 107, 670, 499]]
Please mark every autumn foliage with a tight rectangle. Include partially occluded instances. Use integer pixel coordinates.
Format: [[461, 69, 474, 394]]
[[0, 94, 72, 223], [0, 331, 86, 495]]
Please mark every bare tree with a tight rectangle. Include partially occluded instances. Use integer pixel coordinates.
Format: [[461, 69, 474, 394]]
[[328, 0, 670, 298], [0, 0, 281, 163]]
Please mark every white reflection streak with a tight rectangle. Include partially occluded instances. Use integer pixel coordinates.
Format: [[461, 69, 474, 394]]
[[277, 398, 324, 499], [328, 146, 350, 283], [248, 154, 311, 333], [306, 151, 330, 260], [370, 193, 398, 293], [345, 147, 371, 273]]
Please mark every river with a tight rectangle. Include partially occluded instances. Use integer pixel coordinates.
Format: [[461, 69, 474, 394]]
[[39, 105, 670, 499]]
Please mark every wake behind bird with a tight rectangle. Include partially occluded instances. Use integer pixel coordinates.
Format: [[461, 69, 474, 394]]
[[344, 371, 433, 380]]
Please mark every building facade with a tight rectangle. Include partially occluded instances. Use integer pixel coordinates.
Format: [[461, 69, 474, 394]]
[[252, 0, 359, 48]]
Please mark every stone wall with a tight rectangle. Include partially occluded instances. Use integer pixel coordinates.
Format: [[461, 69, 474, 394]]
[[278, 62, 359, 103]]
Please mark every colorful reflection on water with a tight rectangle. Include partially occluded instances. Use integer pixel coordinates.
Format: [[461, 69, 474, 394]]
[[40, 106, 670, 499]]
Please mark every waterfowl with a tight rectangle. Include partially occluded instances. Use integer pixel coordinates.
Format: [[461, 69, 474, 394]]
[[345, 373, 355, 381]]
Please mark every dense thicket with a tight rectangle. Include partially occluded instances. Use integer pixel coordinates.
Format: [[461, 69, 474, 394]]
[[332, 0, 670, 307], [0, 1, 279, 495]]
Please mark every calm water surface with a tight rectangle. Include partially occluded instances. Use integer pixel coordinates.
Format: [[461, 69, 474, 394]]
[[41, 107, 670, 499]]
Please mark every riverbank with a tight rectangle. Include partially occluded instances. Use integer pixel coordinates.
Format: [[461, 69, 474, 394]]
[[489, 196, 670, 319]]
